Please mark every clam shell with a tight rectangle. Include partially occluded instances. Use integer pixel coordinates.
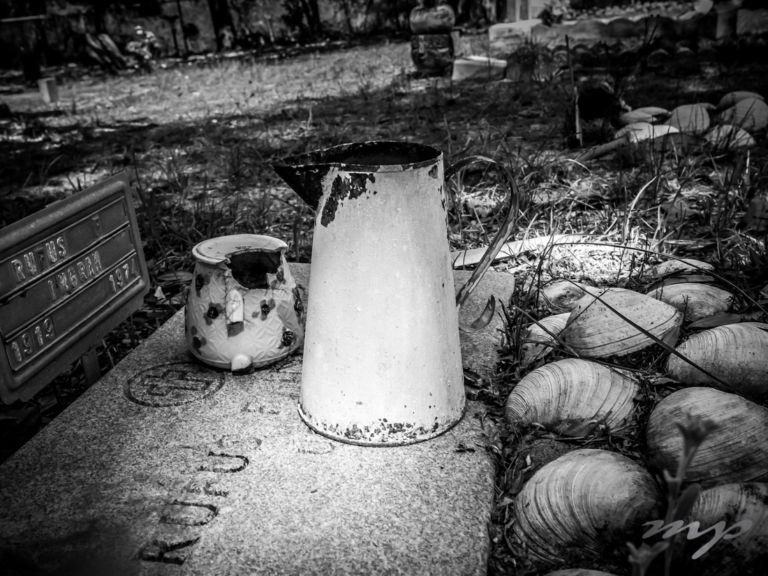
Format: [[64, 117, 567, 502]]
[[666, 323, 768, 401], [520, 313, 570, 367], [719, 97, 768, 132], [505, 358, 640, 436], [615, 121, 654, 140], [717, 91, 765, 110], [540, 280, 598, 313], [646, 387, 768, 487], [626, 123, 680, 144], [513, 448, 662, 566], [666, 103, 711, 134], [643, 258, 714, 279], [618, 107, 669, 125], [681, 483, 768, 575], [647, 283, 733, 323], [561, 288, 683, 358], [633, 106, 671, 116], [647, 275, 716, 292], [706, 124, 756, 151]]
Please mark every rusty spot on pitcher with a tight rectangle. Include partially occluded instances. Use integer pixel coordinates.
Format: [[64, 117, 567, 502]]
[[194, 273, 209, 296], [320, 172, 376, 227], [205, 302, 223, 324], [440, 184, 447, 212], [280, 328, 296, 348], [259, 298, 276, 320], [293, 286, 305, 317]]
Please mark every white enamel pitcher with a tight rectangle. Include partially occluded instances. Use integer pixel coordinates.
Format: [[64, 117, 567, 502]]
[[274, 141, 520, 445]]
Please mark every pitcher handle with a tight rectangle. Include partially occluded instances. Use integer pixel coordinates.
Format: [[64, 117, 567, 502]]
[[445, 155, 522, 330]]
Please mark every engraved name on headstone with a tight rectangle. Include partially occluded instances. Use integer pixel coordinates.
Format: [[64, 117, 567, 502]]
[[138, 447, 251, 566], [0, 173, 149, 403], [124, 362, 225, 407]]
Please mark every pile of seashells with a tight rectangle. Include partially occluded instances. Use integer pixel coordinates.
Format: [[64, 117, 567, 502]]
[[505, 256, 768, 575], [615, 90, 768, 152]]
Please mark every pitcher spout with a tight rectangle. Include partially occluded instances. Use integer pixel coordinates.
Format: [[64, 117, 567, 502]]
[[273, 141, 442, 209], [272, 161, 328, 210]]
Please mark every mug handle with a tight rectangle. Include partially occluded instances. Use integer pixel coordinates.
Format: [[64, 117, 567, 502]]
[[445, 155, 522, 330]]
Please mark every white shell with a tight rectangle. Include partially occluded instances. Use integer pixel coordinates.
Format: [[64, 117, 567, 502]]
[[505, 358, 640, 436], [626, 124, 679, 144], [520, 313, 570, 367], [646, 387, 768, 487], [682, 483, 768, 575], [647, 283, 733, 322], [618, 111, 651, 126], [717, 90, 765, 110], [643, 258, 714, 279], [513, 448, 662, 566], [618, 107, 669, 125], [561, 288, 683, 358], [631, 106, 670, 116], [718, 97, 768, 132], [615, 121, 652, 140], [648, 275, 716, 291], [666, 103, 711, 134], [705, 124, 756, 151], [539, 280, 598, 313], [666, 323, 768, 401]]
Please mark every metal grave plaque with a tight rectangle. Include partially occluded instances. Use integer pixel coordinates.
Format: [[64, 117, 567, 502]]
[[0, 173, 150, 403]]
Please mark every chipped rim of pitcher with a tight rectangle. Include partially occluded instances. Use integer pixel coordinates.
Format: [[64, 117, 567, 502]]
[[192, 234, 288, 266], [274, 140, 443, 173]]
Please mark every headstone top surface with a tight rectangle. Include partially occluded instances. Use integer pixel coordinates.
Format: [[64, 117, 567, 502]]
[[0, 264, 512, 576]]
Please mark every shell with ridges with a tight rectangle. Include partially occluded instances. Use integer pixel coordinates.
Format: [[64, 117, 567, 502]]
[[666, 103, 711, 134], [633, 106, 670, 116], [680, 483, 768, 575], [626, 123, 679, 144], [647, 283, 733, 322], [615, 121, 653, 140], [513, 448, 662, 566], [646, 387, 768, 488], [540, 280, 598, 314], [717, 90, 765, 110], [706, 124, 756, 151], [619, 109, 668, 126], [643, 258, 714, 279], [648, 275, 716, 291], [561, 288, 683, 358], [666, 323, 768, 401], [719, 97, 768, 132], [520, 313, 570, 367], [505, 358, 640, 436]]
